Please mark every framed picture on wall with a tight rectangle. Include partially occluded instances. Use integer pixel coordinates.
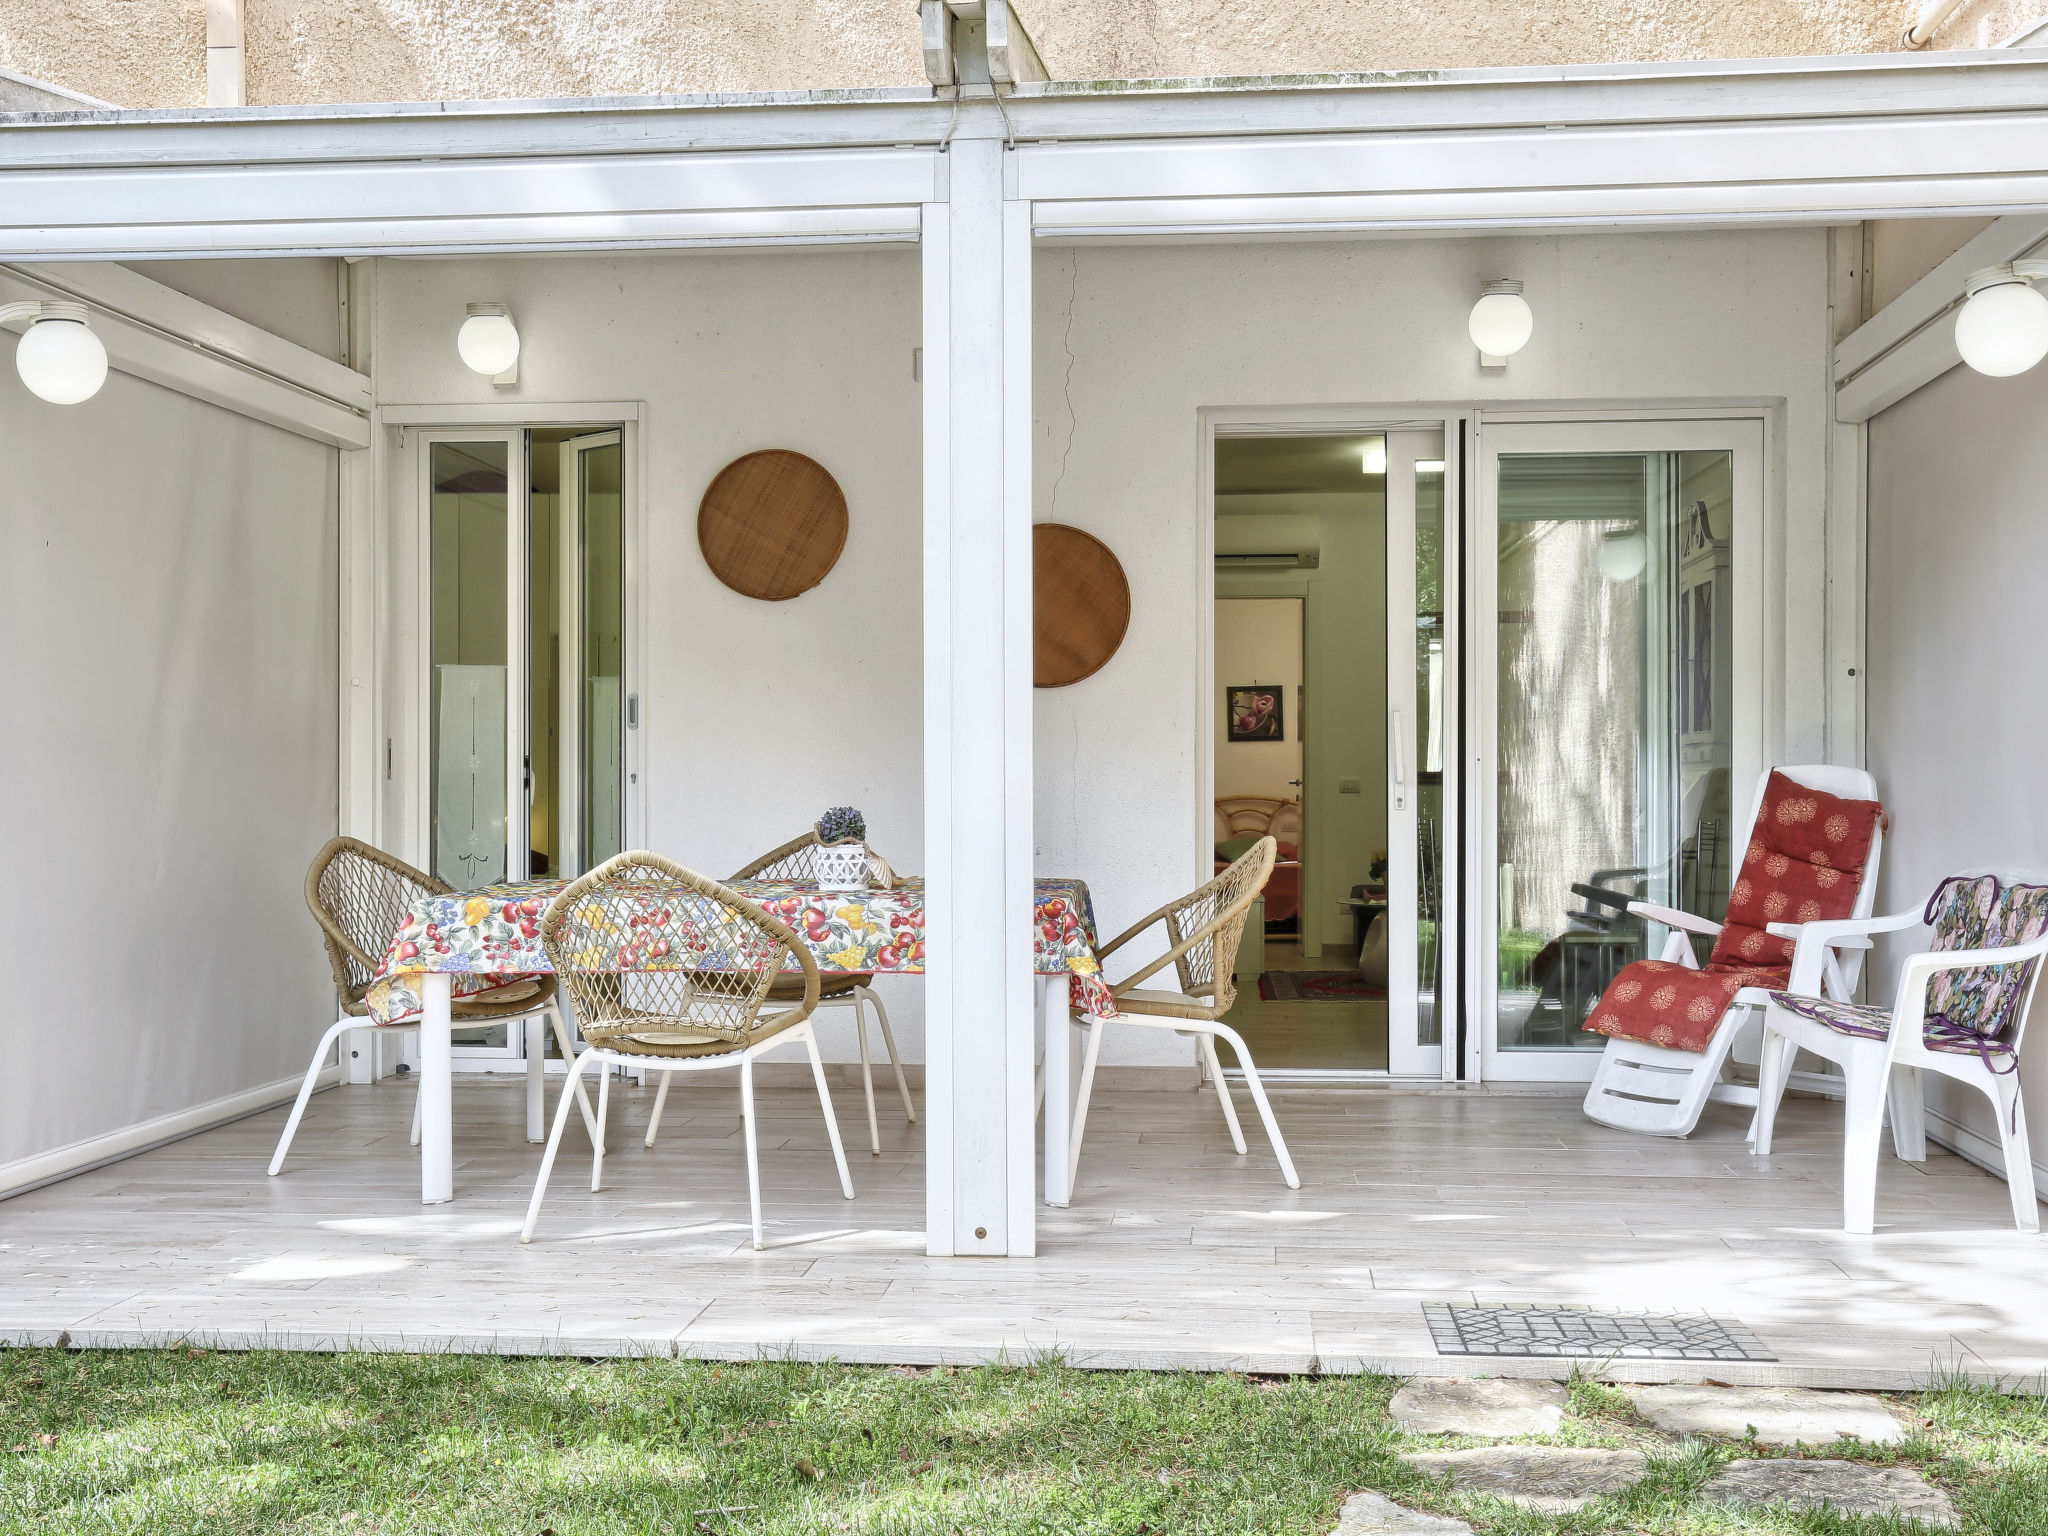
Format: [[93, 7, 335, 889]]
[[1227, 685, 1284, 742]]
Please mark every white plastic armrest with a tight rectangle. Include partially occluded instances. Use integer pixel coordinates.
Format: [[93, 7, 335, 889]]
[[1628, 901, 1721, 936], [1785, 908, 1924, 944], [1767, 921, 1870, 948], [1898, 933, 2048, 981]]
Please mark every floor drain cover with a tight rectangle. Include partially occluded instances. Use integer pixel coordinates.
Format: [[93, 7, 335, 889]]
[[1424, 1302, 1776, 1362]]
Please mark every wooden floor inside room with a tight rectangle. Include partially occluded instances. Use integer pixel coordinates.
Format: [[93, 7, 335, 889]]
[[1223, 939, 1390, 1071], [3, 1075, 2044, 1387]]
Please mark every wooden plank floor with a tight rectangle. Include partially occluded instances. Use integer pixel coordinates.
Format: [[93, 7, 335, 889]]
[[2, 1076, 2042, 1387]]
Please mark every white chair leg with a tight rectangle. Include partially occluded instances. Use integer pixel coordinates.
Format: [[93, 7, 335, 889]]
[[644, 1070, 674, 1149], [1751, 1023, 1796, 1155], [522, 1048, 594, 1242], [525, 1013, 546, 1144], [1211, 1023, 1300, 1190], [1994, 1075, 2041, 1234], [1840, 1051, 1888, 1235], [854, 996, 881, 1157], [740, 1057, 764, 1250], [268, 1016, 354, 1176], [544, 1006, 604, 1148], [801, 1024, 856, 1200], [1888, 1065, 1928, 1162], [861, 986, 916, 1124], [1198, 1032, 1248, 1154], [1066, 1016, 1108, 1194], [591, 1064, 612, 1193]]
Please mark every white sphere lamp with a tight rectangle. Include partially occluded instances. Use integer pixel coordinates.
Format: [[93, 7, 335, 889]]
[[1598, 529, 1648, 582], [457, 303, 520, 377], [1955, 266, 2048, 377], [5, 301, 108, 404], [1469, 279, 1534, 360]]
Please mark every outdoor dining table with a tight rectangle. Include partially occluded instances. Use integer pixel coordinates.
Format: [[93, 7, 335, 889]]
[[364, 874, 1112, 1209]]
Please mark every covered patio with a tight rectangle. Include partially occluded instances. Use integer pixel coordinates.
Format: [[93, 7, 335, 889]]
[[6, 42, 2048, 1389]]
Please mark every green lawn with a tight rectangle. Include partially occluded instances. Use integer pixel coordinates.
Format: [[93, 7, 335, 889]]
[[2, 1349, 2044, 1534]]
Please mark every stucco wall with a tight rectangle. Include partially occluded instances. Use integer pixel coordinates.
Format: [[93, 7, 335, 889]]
[[2, 0, 2028, 110]]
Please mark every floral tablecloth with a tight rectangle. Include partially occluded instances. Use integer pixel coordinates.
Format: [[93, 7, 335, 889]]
[[365, 875, 1116, 1024]]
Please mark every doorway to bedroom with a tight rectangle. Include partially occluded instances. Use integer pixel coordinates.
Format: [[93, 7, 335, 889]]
[[1210, 428, 1449, 1075]]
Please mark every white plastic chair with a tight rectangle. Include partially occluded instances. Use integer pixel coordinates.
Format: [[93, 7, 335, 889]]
[[1581, 765, 1883, 1139], [1754, 872, 2048, 1234], [1068, 839, 1299, 1192], [521, 852, 854, 1250]]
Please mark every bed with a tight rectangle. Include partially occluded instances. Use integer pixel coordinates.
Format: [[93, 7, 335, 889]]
[[1214, 796, 1302, 925]]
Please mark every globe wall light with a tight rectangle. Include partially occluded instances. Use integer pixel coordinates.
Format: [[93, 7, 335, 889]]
[[1955, 263, 2048, 377], [1, 301, 109, 404], [1598, 529, 1648, 582], [1469, 279, 1533, 367], [457, 302, 520, 379]]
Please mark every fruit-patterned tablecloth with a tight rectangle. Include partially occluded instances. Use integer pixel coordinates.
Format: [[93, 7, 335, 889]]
[[364, 875, 1115, 1024]]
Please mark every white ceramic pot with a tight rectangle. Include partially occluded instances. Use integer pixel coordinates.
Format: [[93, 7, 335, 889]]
[[815, 840, 871, 891]]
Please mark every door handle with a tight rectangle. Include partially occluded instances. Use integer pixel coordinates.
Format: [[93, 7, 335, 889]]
[[1389, 709, 1407, 811]]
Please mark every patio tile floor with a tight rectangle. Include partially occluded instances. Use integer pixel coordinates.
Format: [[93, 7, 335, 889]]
[[1, 1077, 2042, 1386]]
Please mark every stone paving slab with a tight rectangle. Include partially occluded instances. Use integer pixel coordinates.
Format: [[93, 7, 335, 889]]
[[1389, 1377, 1569, 1437], [1398, 1446, 1649, 1513], [1703, 1459, 1959, 1527], [1330, 1491, 1474, 1535], [1626, 1384, 1905, 1446]]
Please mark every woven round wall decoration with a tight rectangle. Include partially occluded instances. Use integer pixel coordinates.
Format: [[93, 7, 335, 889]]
[[1034, 523, 1131, 687], [698, 449, 849, 601]]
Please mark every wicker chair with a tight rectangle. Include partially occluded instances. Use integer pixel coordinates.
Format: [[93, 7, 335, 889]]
[[642, 830, 915, 1158], [270, 837, 594, 1176], [522, 851, 854, 1249], [1067, 837, 1299, 1191]]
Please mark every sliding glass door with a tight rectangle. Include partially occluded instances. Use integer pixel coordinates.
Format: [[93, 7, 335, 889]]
[[1474, 420, 1760, 1082]]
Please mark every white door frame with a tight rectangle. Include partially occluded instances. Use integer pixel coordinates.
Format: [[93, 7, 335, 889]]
[[555, 427, 626, 880], [1470, 411, 1768, 1084], [1198, 406, 1464, 1081]]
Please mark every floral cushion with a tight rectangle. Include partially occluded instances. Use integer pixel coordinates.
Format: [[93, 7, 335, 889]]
[[1586, 771, 1883, 1054], [1921, 874, 2048, 1042]]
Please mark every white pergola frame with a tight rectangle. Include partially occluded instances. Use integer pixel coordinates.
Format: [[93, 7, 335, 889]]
[[9, 46, 2048, 1248]]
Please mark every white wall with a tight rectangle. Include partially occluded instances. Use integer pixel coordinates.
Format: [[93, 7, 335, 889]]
[[1214, 597, 1301, 802], [1031, 230, 1834, 1069], [370, 249, 925, 1065], [0, 367, 338, 1174], [1867, 360, 2048, 1188]]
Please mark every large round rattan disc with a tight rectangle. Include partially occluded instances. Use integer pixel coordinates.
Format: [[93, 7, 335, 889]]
[[1034, 523, 1131, 687], [698, 450, 848, 601]]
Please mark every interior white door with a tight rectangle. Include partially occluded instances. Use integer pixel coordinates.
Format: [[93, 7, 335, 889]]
[[1384, 430, 1447, 1079], [1473, 417, 1763, 1084], [557, 429, 626, 878]]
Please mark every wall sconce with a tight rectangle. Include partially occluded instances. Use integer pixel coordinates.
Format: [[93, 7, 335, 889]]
[[1469, 279, 1533, 369], [1955, 262, 2048, 377], [0, 301, 108, 404], [457, 302, 520, 383], [1598, 529, 1648, 582]]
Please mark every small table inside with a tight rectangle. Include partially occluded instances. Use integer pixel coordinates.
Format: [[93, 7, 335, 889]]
[[366, 874, 1109, 1208]]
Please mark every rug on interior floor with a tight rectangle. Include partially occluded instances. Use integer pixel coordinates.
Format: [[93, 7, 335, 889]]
[[1260, 970, 1388, 1002]]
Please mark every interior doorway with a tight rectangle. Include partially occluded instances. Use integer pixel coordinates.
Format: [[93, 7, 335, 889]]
[[1209, 429, 1448, 1074]]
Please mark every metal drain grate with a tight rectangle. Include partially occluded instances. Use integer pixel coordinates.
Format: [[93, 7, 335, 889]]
[[1424, 1302, 1776, 1362]]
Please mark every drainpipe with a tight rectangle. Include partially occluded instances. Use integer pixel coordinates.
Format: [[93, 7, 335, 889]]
[[206, 0, 245, 106], [1902, 0, 1969, 48]]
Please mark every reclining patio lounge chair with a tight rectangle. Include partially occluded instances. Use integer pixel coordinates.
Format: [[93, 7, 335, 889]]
[[1580, 765, 1885, 1138]]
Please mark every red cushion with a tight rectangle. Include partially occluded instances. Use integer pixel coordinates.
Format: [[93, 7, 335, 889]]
[[1587, 771, 1882, 1053], [1275, 842, 1299, 862]]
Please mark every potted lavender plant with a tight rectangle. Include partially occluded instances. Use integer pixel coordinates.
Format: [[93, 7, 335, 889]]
[[814, 806, 871, 890]]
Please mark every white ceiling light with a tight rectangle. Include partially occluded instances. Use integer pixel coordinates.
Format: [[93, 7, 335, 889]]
[[1955, 263, 2048, 377], [1598, 529, 1648, 582], [457, 302, 520, 377], [1415, 459, 1446, 474], [1468, 279, 1533, 363], [1, 300, 108, 404], [1360, 437, 1387, 475]]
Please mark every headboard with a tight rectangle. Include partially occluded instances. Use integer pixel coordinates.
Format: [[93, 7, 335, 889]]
[[1215, 796, 1302, 853]]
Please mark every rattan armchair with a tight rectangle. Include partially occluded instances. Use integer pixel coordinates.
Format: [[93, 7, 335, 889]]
[[1067, 837, 1299, 1191], [271, 837, 592, 1176], [644, 829, 914, 1158], [522, 851, 854, 1248]]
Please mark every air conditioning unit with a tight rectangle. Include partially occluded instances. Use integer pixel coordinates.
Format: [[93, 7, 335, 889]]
[[1215, 551, 1320, 569], [1215, 512, 1320, 569]]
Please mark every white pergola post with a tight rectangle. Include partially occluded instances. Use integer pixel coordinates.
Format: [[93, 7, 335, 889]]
[[922, 124, 1038, 1257]]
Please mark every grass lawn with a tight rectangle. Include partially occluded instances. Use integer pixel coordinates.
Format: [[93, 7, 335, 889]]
[[3, 1349, 2045, 1534]]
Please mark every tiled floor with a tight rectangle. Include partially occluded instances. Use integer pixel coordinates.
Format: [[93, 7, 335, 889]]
[[1226, 940, 1391, 1071], [2, 1075, 2042, 1387]]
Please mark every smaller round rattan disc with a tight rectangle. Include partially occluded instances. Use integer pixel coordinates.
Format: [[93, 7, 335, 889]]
[[1034, 523, 1131, 687], [698, 450, 848, 601]]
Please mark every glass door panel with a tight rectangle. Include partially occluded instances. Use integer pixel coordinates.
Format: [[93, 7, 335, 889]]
[[557, 430, 626, 878], [1476, 421, 1757, 1081]]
